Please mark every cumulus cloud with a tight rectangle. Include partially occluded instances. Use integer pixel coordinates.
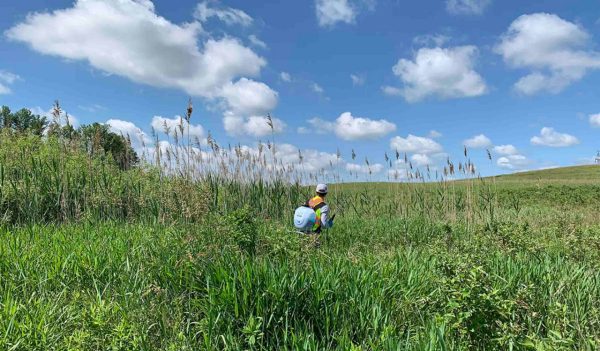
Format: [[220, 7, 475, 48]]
[[315, 0, 356, 27], [446, 0, 491, 15], [6, 0, 278, 137], [463, 134, 492, 148], [0, 70, 20, 94], [194, 1, 253, 26], [6, 1, 262, 97], [495, 13, 600, 95], [390, 134, 443, 155], [388, 46, 487, 102], [497, 154, 531, 170], [106, 119, 152, 149], [411, 154, 432, 167], [280, 72, 292, 82], [221, 78, 278, 116], [306, 112, 396, 141], [350, 74, 365, 86], [589, 113, 600, 128], [223, 112, 286, 138], [493, 144, 519, 155], [530, 127, 579, 147]]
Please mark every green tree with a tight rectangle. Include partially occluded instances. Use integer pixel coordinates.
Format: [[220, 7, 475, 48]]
[[12, 108, 48, 136], [0, 106, 48, 136], [1, 106, 12, 129], [79, 123, 138, 170]]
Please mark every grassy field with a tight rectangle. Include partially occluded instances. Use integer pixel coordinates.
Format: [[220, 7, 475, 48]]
[[493, 165, 600, 184], [1, 132, 600, 350]]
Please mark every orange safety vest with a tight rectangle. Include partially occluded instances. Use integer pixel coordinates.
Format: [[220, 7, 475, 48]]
[[306, 196, 326, 232]]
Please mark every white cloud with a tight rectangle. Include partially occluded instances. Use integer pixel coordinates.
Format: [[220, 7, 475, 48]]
[[218, 78, 278, 136], [346, 162, 384, 174], [194, 1, 253, 26], [463, 134, 492, 148], [493, 144, 519, 155], [350, 74, 365, 86], [390, 134, 443, 155], [334, 113, 395, 140], [411, 154, 432, 167], [221, 78, 278, 116], [248, 35, 267, 49], [497, 154, 530, 170], [0, 70, 20, 94], [446, 0, 491, 15], [6, 0, 278, 129], [315, 0, 375, 27], [312, 83, 325, 94], [589, 113, 600, 127], [223, 112, 286, 138], [530, 127, 579, 147], [30, 106, 79, 128], [6, 1, 259, 97], [315, 0, 356, 27], [306, 112, 396, 141], [151, 116, 205, 140], [495, 13, 600, 95], [389, 46, 487, 102], [428, 130, 442, 138], [106, 119, 152, 149], [280, 72, 292, 82]]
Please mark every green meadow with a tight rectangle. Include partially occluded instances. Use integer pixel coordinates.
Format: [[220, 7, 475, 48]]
[[1, 127, 600, 350]]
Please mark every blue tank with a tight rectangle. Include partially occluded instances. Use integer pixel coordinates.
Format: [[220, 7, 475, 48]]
[[294, 206, 316, 232]]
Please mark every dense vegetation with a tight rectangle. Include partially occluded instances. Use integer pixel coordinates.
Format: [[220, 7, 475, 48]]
[[0, 106, 599, 350], [1, 103, 138, 170]]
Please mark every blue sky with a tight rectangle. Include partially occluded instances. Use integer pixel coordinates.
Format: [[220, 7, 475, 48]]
[[1, 0, 600, 179]]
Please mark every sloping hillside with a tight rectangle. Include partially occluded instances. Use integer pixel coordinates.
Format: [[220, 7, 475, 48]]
[[494, 165, 600, 183]]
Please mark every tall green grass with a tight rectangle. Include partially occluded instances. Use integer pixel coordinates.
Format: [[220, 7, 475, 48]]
[[1, 218, 599, 350], [1, 132, 600, 349]]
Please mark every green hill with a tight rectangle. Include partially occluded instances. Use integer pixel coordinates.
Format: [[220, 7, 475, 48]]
[[494, 165, 600, 184]]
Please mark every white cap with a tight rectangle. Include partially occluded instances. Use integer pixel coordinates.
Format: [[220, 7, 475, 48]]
[[316, 183, 328, 194]]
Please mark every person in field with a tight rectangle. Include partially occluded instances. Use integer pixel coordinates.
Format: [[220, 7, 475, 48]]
[[293, 184, 335, 234]]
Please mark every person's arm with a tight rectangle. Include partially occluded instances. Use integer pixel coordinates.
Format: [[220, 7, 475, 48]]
[[320, 204, 333, 229]]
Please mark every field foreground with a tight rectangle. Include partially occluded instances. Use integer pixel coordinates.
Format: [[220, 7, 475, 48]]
[[1, 136, 600, 350]]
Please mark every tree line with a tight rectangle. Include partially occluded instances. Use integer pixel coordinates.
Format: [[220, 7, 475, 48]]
[[0, 102, 138, 170]]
